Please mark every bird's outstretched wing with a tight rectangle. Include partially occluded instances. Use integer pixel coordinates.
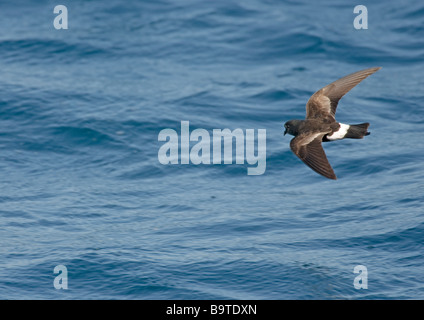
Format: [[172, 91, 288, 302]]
[[290, 132, 337, 180], [306, 67, 381, 122]]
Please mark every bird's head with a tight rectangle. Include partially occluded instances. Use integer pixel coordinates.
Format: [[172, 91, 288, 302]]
[[283, 120, 301, 136]]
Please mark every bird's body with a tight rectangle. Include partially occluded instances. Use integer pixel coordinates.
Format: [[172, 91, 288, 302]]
[[284, 67, 381, 180]]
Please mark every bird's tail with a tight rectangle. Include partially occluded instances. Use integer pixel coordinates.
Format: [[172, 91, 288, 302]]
[[345, 123, 370, 139]]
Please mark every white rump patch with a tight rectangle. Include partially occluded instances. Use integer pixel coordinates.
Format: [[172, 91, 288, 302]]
[[327, 123, 350, 141]]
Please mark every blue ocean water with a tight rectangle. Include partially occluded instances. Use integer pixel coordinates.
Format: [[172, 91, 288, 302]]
[[0, 0, 423, 300]]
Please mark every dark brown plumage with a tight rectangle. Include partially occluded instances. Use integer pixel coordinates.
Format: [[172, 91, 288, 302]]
[[284, 67, 381, 179]]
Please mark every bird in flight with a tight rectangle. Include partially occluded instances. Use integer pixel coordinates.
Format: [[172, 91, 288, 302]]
[[284, 67, 381, 180]]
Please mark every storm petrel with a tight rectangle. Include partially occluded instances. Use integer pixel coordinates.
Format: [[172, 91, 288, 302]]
[[284, 67, 381, 180]]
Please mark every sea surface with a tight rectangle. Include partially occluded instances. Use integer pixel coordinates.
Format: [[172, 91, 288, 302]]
[[0, 0, 423, 299]]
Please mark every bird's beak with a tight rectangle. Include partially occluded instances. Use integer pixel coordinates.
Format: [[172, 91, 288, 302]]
[[284, 128, 287, 136]]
